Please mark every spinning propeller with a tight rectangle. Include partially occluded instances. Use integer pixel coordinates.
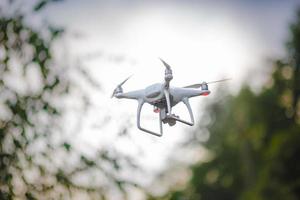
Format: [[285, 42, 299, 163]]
[[159, 58, 171, 70], [111, 75, 132, 98], [184, 78, 231, 89]]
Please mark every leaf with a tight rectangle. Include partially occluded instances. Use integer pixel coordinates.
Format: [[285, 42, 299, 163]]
[[62, 142, 71, 152], [49, 26, 64, 39], [13, 139, 22, 149], [34, 0, 64, 12], [34, 0, 48, 11], [80, 155, 95, 166], [25, 192, 37, 200]]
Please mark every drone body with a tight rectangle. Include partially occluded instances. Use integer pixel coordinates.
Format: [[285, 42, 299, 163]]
[[112, 59, 229, 137]]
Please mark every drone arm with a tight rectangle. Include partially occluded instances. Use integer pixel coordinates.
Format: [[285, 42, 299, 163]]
[[115, 89, 144, 100], [137, 100, 163, 137]]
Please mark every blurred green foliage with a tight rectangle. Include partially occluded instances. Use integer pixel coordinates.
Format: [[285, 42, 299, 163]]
[[0, 1, 138, 199], [153, 8, 300, 200]]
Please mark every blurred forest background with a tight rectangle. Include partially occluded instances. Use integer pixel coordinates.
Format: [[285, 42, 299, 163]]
[[0, 0, 141, 199], [150, 9, 300, 200], [1, 0, 300, 200]]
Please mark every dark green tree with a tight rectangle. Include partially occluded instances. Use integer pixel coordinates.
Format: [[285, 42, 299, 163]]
[[0, 1, 138, 199], [153, 8, 300, 200]]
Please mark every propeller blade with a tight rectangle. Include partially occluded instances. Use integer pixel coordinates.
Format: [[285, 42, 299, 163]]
[[111, 75, 132, 98], [118, 75, 132, 87], [159, 58, 171, 70], [111, 89, 117, 98], [206, 78, 232, 84], [184, 78, 231, 88]]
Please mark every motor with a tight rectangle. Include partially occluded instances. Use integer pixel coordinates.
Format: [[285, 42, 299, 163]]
[[201, 82, 208, 90]]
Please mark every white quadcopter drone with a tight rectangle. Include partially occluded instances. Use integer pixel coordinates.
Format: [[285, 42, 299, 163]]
[[111, 59, 230, 137]]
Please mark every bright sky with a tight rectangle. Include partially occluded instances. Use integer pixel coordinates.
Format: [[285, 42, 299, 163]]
[[40, 0, 299, 187]]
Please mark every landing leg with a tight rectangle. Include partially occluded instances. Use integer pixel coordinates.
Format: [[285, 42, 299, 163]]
[[137, 100, 163, 137], [164, 89, 172, 115]]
